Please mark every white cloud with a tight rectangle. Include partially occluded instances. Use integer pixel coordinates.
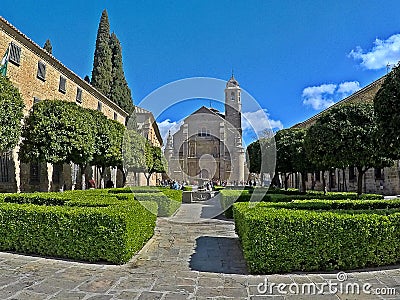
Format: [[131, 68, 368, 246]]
[[337, 81, 360, 95], [242, 109, 283, 135], [157, 119, 182, 140], [302, 84, 336, 110], [349, 34, 400, 70], [302, 81, 360, 110]]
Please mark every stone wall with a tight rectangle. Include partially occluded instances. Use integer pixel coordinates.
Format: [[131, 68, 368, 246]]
[[0, 16, 128, 192]]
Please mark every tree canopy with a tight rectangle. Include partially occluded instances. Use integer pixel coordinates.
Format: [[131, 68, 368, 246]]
[[122, 129, 147, 173], [91, 10, 135, 117], [275, 128, 310, 190], [89, 109, 125, 187], [0, 75, 24, 153], [91, 9, 113, 97], [305, 102, 390, 195], [374, 63, 400, 160], [20, 100, 95, 166], [110, 32, 134, 114]]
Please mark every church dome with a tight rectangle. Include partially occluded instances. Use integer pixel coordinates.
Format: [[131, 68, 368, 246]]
[[226, 75, 239, 88]]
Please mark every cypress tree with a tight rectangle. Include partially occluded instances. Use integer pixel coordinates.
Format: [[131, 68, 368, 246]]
[[91, 9, 112, 97], [43, 39, 52, 54], [109, 32, 134, 114]]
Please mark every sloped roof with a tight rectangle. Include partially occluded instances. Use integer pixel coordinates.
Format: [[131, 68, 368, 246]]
[[292, 74, 386, 128]]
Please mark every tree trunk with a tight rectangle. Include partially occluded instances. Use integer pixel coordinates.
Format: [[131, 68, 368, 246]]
[[322, 170, 326, 195], [356, 166, 364, 196], [301, 171, 307, 193], [13, 146, 21, 193], [47, 162, 53, 192], [146, 173, 151, 186], [342, 168, 347, 191], [80, 164, 86, 190], [117, 165, 126, 187], [99, 166, 105, 189], [284, 173, 290, 190]]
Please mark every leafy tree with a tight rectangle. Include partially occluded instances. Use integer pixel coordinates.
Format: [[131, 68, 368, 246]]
[[305, 103, 390, 195], [144, 143, 166, 186], [374, 63, 400, 159], [275, 128, 310, 191], [20, 100, 95, 190], [89, 109, 125, 188], [0, 75, 24, 153], [122, 129, 147, 175], [109, 32, 134, 114], [246, 140, 261, 174], [91, 9, 112, 97], [43, 39, 52, 54]]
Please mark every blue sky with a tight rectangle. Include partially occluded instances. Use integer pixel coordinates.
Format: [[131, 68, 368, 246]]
[[2, 1, 400, 144]]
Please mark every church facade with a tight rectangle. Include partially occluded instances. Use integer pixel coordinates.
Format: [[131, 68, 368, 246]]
[[164, 76, 247, 184]]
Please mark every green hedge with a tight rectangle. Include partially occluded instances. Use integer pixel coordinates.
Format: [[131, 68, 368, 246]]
[[220, 189, 384, 218], [0, 198, 157, 264], [265, 199, 400, 210], [234, 202, 400, 273], [134, 191, 181, 217]]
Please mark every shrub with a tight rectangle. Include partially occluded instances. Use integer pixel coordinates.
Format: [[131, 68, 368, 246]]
[[234, 202, 400, 273], [268, 199, 400, 210], [0, 198, 157, 264], [134, 191, 182, 217], [213, 186, 225, 191], [220, 190, 251, 218]]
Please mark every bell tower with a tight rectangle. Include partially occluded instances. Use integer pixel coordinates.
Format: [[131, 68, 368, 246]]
[[224, 74, 242, 138], [224, 74, 245, 184]]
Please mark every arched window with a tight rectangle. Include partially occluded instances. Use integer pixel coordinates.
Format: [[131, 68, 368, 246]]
[[231, 92, 235, 101]]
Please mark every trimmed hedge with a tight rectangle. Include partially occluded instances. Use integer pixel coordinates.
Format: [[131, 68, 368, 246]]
[[220, 189, 384, 218], [234, 202, 400, 273], [265, 199, 400, 210], [0, 197, 157, 264], [107, 187, 182, 217], [134, 191, 181, 217]]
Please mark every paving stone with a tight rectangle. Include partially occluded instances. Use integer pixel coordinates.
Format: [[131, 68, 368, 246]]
[[9, 290, 48, 300], [137, 291, 164, 299], [77, 277, 115, 293], [0, 198, 399, 299], [48, 291, 87, 300], [113, 291, 139, 299]]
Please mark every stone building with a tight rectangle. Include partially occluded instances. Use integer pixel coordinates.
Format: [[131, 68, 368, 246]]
[[0, 16, 129, 192], [290, 74, 400, 195], [164, 76, 247, 184], [128, 106, 163, 186]]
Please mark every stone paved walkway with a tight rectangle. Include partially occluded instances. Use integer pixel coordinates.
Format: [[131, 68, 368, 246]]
[[0, 196, 399, 299]]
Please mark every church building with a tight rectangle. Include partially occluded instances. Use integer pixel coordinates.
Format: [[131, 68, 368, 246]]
[[164, 75, 247, 184]]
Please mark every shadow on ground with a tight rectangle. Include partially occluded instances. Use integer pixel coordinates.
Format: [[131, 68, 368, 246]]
[[189, 236, 248, 275]]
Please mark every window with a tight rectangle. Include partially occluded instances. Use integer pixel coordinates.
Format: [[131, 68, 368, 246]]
[[76, 87, 82, 103], [0, 152, 11, 183], [231, 92, 235, 101], [59, 76, 66, 93], [37, 61, 46, 81], [374, 168, 383, 180], [9, 42, 21, 65], [349, 166, 356, 181], [114, 112, 118, 120], [29, 162, 40, 185], [198, 128, 210, 137], [97, 101, 102, 112], [33, 97, 41, 105]]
